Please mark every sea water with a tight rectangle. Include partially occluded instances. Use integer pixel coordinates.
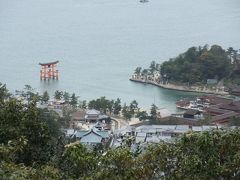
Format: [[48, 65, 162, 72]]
[[0, 0, 240, 112]]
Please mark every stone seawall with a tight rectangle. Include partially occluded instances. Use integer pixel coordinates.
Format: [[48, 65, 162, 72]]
[[129, 78, 229, 95]]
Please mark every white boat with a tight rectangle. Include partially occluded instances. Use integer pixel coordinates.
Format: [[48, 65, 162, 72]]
[[140, 0, 149, 3], [176, 100, 209, 112]]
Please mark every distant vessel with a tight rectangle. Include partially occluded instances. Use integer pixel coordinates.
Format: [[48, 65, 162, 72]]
[[140, 0, 149, 3]]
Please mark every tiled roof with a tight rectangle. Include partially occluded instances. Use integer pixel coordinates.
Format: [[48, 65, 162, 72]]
[[219, 103, 240, 112], [76, 128, 109, 139], [211, 112, 239, 122], [209, 97, 233, 105], [86, 109, 100, 115], [204, 107, 231, 114], [75, 131, 88, 138], [184, 109, 200, 115], [72, 110, 86, 120]]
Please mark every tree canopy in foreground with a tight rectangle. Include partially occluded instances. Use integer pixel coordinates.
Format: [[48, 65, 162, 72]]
[[0, 83, 240, 179]]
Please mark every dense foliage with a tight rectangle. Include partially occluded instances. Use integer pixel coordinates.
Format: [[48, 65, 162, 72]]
[[1, 127, 240, 179], [0, 83, 240, 179], [160, 45, 240, 84], [135, 45, 240, 85]]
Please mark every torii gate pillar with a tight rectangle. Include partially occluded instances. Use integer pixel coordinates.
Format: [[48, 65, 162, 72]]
[[39, 61, 59, 80]]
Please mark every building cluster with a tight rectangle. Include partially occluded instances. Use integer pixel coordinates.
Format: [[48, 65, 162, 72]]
[[70, 109, 111, 130], [65, 123, 110, 146], [36, 99, 70, 117], [112, 124, 220, 148], [37, 99, 113, 147], [37, 95, 239, 149], [202, 95, 240, 124], [174, 95, 240, 125], [64, 109, 112, 147]]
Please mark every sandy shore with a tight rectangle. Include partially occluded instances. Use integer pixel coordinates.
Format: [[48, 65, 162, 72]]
[[130, 77, 229, 95]]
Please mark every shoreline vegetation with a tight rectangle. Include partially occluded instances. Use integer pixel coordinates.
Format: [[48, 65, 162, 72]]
[[130, 45, 240, 96]]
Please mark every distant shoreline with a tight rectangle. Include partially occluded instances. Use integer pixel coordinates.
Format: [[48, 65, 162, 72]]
[[129, 77, 229, 96]]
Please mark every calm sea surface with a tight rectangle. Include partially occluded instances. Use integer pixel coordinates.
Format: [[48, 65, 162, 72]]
[[0, 0, 240, 112]]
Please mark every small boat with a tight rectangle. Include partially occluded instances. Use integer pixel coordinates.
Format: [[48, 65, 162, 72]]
[[176, 98, 210, 112], [140, 0, 149, 3]]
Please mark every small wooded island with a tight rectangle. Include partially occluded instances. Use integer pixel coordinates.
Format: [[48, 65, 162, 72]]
[[130, 45, 240, 95]]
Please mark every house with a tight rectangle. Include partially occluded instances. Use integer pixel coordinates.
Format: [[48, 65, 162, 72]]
[[135, 132, 146, 143], [183, 109, 201, 119], [47, 99, 70, 117], [208, 96, 233, 105], [207, 79, 218, 85], [84, 109, 110, 123], [112, 125, 222, 147], [76, 127, 110, 145], [218, 101, 240, 112], [115, 125, 135, 136], [85, 109, 101, 123], [70, 109, 111, 130], [204, 107, 230, 116], [211, 112, 239, 125], [70, 110, 86, 128], [48, 99, 67, 110], [203, 97, 240, 125]]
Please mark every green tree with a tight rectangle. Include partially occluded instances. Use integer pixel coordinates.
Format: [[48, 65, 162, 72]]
[[129, 100, 139, 115], [79, 100, 87, 109], [88, 97, 113, 114], [63, 92, 70, 103], [136, 110, 148, 121], [0, 99, 53, 165], [60, 143, 97, 179], [95, 148, 135, 179], [134, 67, 142, 75], [113, 98, 122, 115], [108, 100, 114, 114], [141, 69, 149, 78], [150, 104, 158, 123], [160, 45, 232, 85], [54, 90, 63, 100], [70, 93, 78, 107], [149, 60, 156, 74], [42, 91, 49, 103], [0, 83, 10, 104], [60, 106, 74, 128], [122, 103, 132, 120], [20, 85, 40, 104], [171, 129, 240, 179]]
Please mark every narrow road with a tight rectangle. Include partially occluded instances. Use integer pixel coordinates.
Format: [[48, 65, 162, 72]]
[[110, 115, 129, 130]]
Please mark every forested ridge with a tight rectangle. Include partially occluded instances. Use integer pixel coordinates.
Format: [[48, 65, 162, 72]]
[[160, 45, 240, 85]]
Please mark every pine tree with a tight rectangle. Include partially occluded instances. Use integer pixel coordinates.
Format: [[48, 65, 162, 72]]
[[70, 93, 78, 107], [42, 91, 49, 103]]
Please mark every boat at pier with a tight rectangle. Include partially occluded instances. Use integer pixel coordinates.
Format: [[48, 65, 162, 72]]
[[176, 98, 210, 112]]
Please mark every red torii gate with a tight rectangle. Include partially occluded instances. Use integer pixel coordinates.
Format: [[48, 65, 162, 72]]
[[39, 61, 59, 80]]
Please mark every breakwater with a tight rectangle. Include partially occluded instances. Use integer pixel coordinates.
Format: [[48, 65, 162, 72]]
[[129, 77, 229, 95]]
